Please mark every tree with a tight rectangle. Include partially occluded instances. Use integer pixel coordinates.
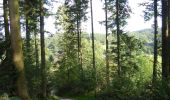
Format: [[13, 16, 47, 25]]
[[40, 0, 47, 98], [168, 0, 170, 75], [8, 0, 31, 99], [105, 0, 110, 90], [0, 0, 15, 94], [141, 0, 161, 83], [116, 0, 121, 75], [107, 0, 131, 76], [153, 0, 158, 83], [161, 0, 169, 79], [90, 0, 96, 95], [75, 0, 88, 81], [25, 0, 31, 55], [54, 2, 82, 95], [3, 0, 9, 41]]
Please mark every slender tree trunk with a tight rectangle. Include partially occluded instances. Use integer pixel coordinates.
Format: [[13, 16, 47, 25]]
[[116, 0, 121, 75], [168, 0, 170, 75], [90, 0, 96, 95], [3, 0, 10, 61], [77, 13, 80, 64], [8, 0, 30, 99], [80, 28, 83, 79], [25, 0, 31, 53], [34, 31, 39, 71], [3, 0, 9, 41], [153, 0, 158, 83], [76, 0, 84, 80], [162, 0, 169, 79], [105, 0, 110, 90], [40, 0, 46, 98]]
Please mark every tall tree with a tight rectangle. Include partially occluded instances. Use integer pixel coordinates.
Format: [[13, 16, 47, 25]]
[[75, 0, 83, 80], [161, 0, 169, 79], [105, 0, 110, 90], [34, 29, 40, 72], [107, 0, 131, 76], [8, 0, 30, 99], [25, 0, 31, 54], [90, 0, 96, 95], [3, 0, 9, 40], [116, 0, 121, 75], [76, 0, 81, 78], [168, 0, 170, 75], [40, 0, 46, 98], [153, 0, 158, 83]]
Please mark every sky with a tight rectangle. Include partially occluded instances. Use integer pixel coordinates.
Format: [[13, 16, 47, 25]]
[[0, 0, 161, 34], [44, 0, 161, 34]]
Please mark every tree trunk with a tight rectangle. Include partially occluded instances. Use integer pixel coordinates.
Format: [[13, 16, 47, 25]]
[[105, 0, 110, 90], [3, 0, 9, 41], [168, 0, 170, 75], [80, 28, 84, 80], [34, 30, 40, 72], [116, 0, 121, 75], [25, 0, 31, 53], [40, 0, 46, 99], [76, 0, 84, 80], [8, 0, 31, 99], [162, 0, 169, 79], [152, 0, 158, 83], [90, 0, 96, 96]]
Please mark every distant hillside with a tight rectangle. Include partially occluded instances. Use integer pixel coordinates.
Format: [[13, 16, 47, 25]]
[[129, 28, 161, 43], [128, 28, 161, 54]]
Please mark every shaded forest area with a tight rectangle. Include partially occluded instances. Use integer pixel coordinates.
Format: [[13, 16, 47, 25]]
[[0, 0, 170, 100]]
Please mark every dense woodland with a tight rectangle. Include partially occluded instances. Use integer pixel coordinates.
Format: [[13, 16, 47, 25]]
[[0, 0, 170, 100]]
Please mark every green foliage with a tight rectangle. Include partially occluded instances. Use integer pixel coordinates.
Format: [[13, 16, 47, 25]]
[[140, 0, 161, 21], [0, 93, 21, 100], [107, 0, 131, 29], [46, 33, 105, 95], [75, 96, 97, 100], [0, 0, 167, 99], [47, 96, 60, 100], [128, 28, 161, 54]]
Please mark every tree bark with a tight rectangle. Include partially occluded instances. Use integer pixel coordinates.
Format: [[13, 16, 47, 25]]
[[152, 0, 158, 83], [105, 0, 110, 90], [90, 0, 96, 96], [76, 0, 84, 80], [34, 30, 40, 72], [8, 0, 31, 99], [162, 0, 169, 79], [40, 0, 47, 99], [116, 0, 121, 75], [168, 0, 170, 75], [3, 0, 9, 41], [25, 0, 31, 53]]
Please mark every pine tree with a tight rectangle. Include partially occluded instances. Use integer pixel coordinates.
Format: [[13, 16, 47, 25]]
[[153, 0, 158, 83], [105, 0, 110, 90], [40, 0, 47, 98], [90, 0, 96, 95]]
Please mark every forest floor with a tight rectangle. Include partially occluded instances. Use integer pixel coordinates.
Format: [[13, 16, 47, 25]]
[[60, 97, 74, 100], [59, 96, 96, 100]]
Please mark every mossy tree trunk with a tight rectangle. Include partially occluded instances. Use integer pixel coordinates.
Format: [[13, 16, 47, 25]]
[[8, 0, 31, 99]]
